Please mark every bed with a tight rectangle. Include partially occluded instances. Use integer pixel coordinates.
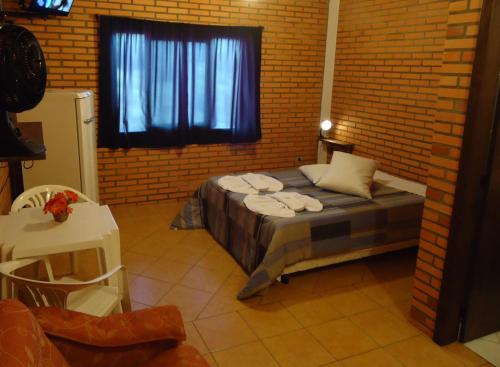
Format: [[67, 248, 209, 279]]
[[172, 169, 425, 299]]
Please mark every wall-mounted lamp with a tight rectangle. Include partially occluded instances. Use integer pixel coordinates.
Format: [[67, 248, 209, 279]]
[[320, 119, 332, 138]]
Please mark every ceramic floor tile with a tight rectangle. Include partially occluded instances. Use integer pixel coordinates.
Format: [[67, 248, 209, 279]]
[[122, 251, 158, 275], [202, 353, 218, 367], [212, 341, 279, 367], [112, 204, 473, 367], [194, 312, 257, 351], [285, 270, 320, 292], [131, 301, 150, 311], [117, 228, 144, 250], [231, 264, 249, 278], [182, 230, 219, 249], [128, 232, 175, 257], [127, 273, 137, 285], [386, 299, 413, 322], [313, 262, 367, 292], [129, 219, 164, 239], [258, 282, 312, 305], [281, 295, 343, 327], [157, 285, 212, 322], [215, 275, 251, 298], [199, 293, 259, 319], [262, 329, 334, 367], [184, 322, 209, 355], [196, 247, 237, 272], [386, 335, 465, 367], [128, 241, 171, 258], [141, 258, 193, 283], [340, 348, 404, 367], [349, 308, 420, 346], [160, 242, 210, 265], [445, 342, 486, 367], [482, 334, 500, 344], [239, 302, 302, 338], [307, 318, 378, 360], [119, 218, 158, 239], [183, 229, 218, 244], [321, 286, 380, 316], [179, 265, 232, 293], [356, 277, 413, 306], [363, 249, 417, 282], [129, 276, 173, 306], [466, 338, 500, 367]]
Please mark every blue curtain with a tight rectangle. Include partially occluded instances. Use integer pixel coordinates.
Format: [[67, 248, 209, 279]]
[[98, 16, 262, 148]]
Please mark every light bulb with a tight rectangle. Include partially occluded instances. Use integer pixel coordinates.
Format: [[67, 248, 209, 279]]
[[321, 120, 332, 131]]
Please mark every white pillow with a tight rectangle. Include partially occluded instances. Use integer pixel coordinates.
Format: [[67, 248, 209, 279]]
[[299, 164, 329, 184], [316, 152, 378, 199]]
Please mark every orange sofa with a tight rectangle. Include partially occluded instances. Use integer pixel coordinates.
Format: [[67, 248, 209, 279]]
[[0, 299, 209, 367]]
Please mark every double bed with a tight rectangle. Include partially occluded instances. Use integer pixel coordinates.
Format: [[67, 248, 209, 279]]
[[172, 169, 425, 299]]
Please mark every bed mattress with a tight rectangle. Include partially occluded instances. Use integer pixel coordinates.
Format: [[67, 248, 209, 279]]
[[172, 169, 425, 299]]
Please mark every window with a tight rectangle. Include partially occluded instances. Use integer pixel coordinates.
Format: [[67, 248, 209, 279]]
[[98, 16, 262, 148]]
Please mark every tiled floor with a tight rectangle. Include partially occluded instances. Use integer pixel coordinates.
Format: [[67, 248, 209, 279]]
[[466, 332, 500, 366], [107, 202, 493, 367]]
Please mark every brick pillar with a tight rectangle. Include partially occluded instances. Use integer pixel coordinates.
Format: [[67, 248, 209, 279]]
[[411, 0, 484, 336]]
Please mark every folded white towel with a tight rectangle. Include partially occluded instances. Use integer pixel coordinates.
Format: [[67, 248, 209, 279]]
[[268, 192, 305, 212], [218, 176, 258, 194], [219, 173, 284, 194], [243, 195, 295, 218], [240, 173, 284, 192], [240, 173, 269, 191], [268, 192, 323, 212], [264, 176, 285, 192], [300, 194, 323, 212]]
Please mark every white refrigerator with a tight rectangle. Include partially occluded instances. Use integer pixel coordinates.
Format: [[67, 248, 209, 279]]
[[17, 90, 99, 203]]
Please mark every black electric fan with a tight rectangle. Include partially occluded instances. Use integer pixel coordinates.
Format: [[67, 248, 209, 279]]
[[0, 23, 47, 157]]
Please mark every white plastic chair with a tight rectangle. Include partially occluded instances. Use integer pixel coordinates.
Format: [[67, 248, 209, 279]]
[[10, 185, 102, 278], [11, 184, 96, 212], [0, 257, 130, 316]]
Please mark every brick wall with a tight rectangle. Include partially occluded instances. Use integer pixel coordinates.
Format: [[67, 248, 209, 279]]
[[411, 0, 483, 336], [330, 0, 450, 183], [329, 0, 484, 337], [0, 164, 11, 214], [5, 0, 329, 205]]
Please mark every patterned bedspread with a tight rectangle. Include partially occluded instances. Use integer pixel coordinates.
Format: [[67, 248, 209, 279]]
[[171, 169, 424, 299]]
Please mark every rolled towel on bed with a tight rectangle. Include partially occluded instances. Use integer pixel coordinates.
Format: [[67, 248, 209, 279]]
[[269, 192, 323, 212], [300, 194, 323, 212], [243, 195, 295, 218], [218, 176, 258, 194], [240, 173, 269, 191], [268, 192, 305, 212], [240, 173, 284, 192], [219, 173, 284, 194]]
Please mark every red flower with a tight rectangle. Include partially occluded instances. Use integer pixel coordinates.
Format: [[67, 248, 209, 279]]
[[43, 190, 78, 217], [64, 190, 78, 203]]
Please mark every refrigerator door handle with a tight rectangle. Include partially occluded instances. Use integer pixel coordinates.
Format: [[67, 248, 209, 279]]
[[83, 117, 96, 124]]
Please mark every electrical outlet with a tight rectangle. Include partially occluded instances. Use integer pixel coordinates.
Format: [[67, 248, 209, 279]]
[[295, 156, 304, 164]]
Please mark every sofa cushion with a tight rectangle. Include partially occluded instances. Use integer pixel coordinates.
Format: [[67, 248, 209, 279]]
[[31, 305, 186, 347], [0, 299, 70, 367], [50, 337, 176, 367]]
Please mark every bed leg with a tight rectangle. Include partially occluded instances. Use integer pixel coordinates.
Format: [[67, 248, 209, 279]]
[[279, 274, 290, 284]]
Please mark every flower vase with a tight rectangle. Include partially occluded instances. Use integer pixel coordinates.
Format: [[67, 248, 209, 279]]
[[53, 211, 69, 223]]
